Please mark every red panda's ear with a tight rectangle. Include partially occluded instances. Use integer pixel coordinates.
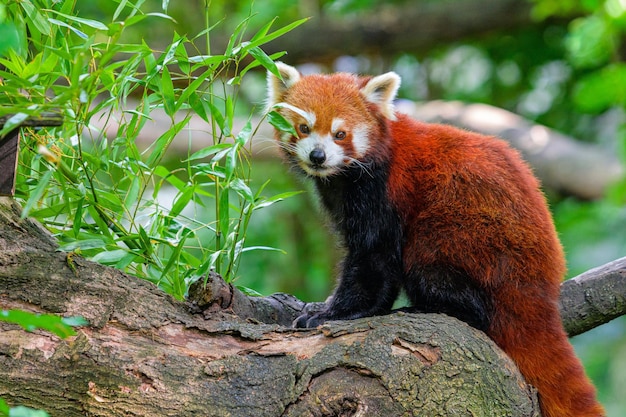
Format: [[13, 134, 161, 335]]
[[360, 72, 401, 121], [266, 62, 301, 111]]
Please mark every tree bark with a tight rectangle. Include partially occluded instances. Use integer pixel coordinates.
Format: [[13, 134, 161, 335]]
[[262, 0, 535, 62], [1, 196, 624, 416]]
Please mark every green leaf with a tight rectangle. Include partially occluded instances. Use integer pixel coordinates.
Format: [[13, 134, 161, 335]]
[[20, 1, 51, 34], [189, 92, 209, 123], [243, 18, 309, 51], [188, 54, 228, 66], [0, 22, 21, 57], [248, 46, 279, 78], [146, 115, 191, 166], [0, 112, 29, 137], [48, 18, 87, 39], [225, 15, 253, 57], [236, 51, 286, 81], [46, 10, 108, 31], [175, 67, 214, 114], [186, 143, 232, 161], [112, 0, 129, 21], [237, 285, 263, 297], [0, 310, 85, 339], [8, 405, 50, 417], [225, 95, 234, 135], [230, 178, 253, 203], [137, 226, 153, 256], [160, 65, 176, 117], [125, 176, 141, 210], [218, 190, 230, 247], [170, 186, 195, 217], [267, 111, 297, 137], [160, 36, 183, 67], [72, 198, 84, 237], [235, 120, 252, 146], [254, 191, 303, 210], [206, 100, 227, 135], [154, 165, 187, 191], [0, 398, 9, 415], [250, 18, 277, 43], [241, 246, 286, 254], [21, 170, 53, 219], [58, 238, 106, 251], [224, 144, 239, 181], [158, 230, 192, 290], [91, 249, 129, 264]]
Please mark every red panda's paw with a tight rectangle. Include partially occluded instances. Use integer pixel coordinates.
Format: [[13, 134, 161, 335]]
[[293, 311, 331, 328]]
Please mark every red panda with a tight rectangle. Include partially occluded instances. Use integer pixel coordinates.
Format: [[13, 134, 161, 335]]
[[266, 62, 605, 417]]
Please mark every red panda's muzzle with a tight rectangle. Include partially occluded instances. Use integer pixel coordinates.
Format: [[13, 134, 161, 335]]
[[309, 148, 326, 166]]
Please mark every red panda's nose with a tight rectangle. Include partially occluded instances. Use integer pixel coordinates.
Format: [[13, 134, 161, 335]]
[[309, 148, 326, 165]]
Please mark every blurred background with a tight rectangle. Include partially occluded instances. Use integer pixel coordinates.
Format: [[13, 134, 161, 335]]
[[72, 0, 626, 414]]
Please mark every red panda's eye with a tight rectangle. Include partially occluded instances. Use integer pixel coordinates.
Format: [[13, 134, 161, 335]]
[[335, 131, 346, 140], [299, 124, 310, 135]]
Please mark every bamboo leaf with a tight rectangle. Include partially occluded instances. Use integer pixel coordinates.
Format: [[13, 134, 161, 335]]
[[235, 120, 252, 146], [170, 186, 195, 217], [267, 111, 297, 137], [160, 65, 176, 117], [175, 67, 214, 113], [248, 46, 279, 78], [146, 115, 191, 166], [186, 143, 232, 161], [230, 178, 253, 203], [21, 170, 53, 219], [243, 18, 309, 51], [206, 100, 227, 135], [21, 1, 52, 34], [158, 230, 192, 291], [0, 309, 86, 339], [48, 18, 87, 39], [0, 112, 29, 136], [91, 249, 130, 264], [46, 9, 108, 31], [218, 191, 230, 248], [250, 18, 277, 43]]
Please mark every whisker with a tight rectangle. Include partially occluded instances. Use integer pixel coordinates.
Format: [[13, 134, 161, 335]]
[[345, 157, 375, 179]]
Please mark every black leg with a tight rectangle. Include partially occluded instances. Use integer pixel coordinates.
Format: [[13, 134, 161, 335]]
[[294, 250, 402, 328], [404, 264, 492, 332]]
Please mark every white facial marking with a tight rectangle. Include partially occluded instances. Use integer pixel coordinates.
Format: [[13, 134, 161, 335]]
[[331, 118, 345, 134], [295, 133, 345, 177], [351, 126, 371, 157], [273, 102, 316, 128]]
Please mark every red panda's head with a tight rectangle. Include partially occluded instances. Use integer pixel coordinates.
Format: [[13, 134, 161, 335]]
[[266, 63, 401, 177]]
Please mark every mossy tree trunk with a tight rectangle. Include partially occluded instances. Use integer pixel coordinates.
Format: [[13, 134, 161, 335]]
[[1, 196, 624, 416]]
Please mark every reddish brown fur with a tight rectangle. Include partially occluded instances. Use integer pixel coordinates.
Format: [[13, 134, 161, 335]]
[[388, 115, 604, 417]]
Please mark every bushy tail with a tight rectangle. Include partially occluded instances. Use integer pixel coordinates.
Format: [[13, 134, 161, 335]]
[[489, 301, 605, 417]]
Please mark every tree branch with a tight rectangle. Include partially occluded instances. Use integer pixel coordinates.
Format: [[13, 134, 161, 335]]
[[0, 196, 544, 416], [559, 257, 626, 337], [1, 189, 623, 415], [187, 255, 626, 335], [261, 0, 534, 62]]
